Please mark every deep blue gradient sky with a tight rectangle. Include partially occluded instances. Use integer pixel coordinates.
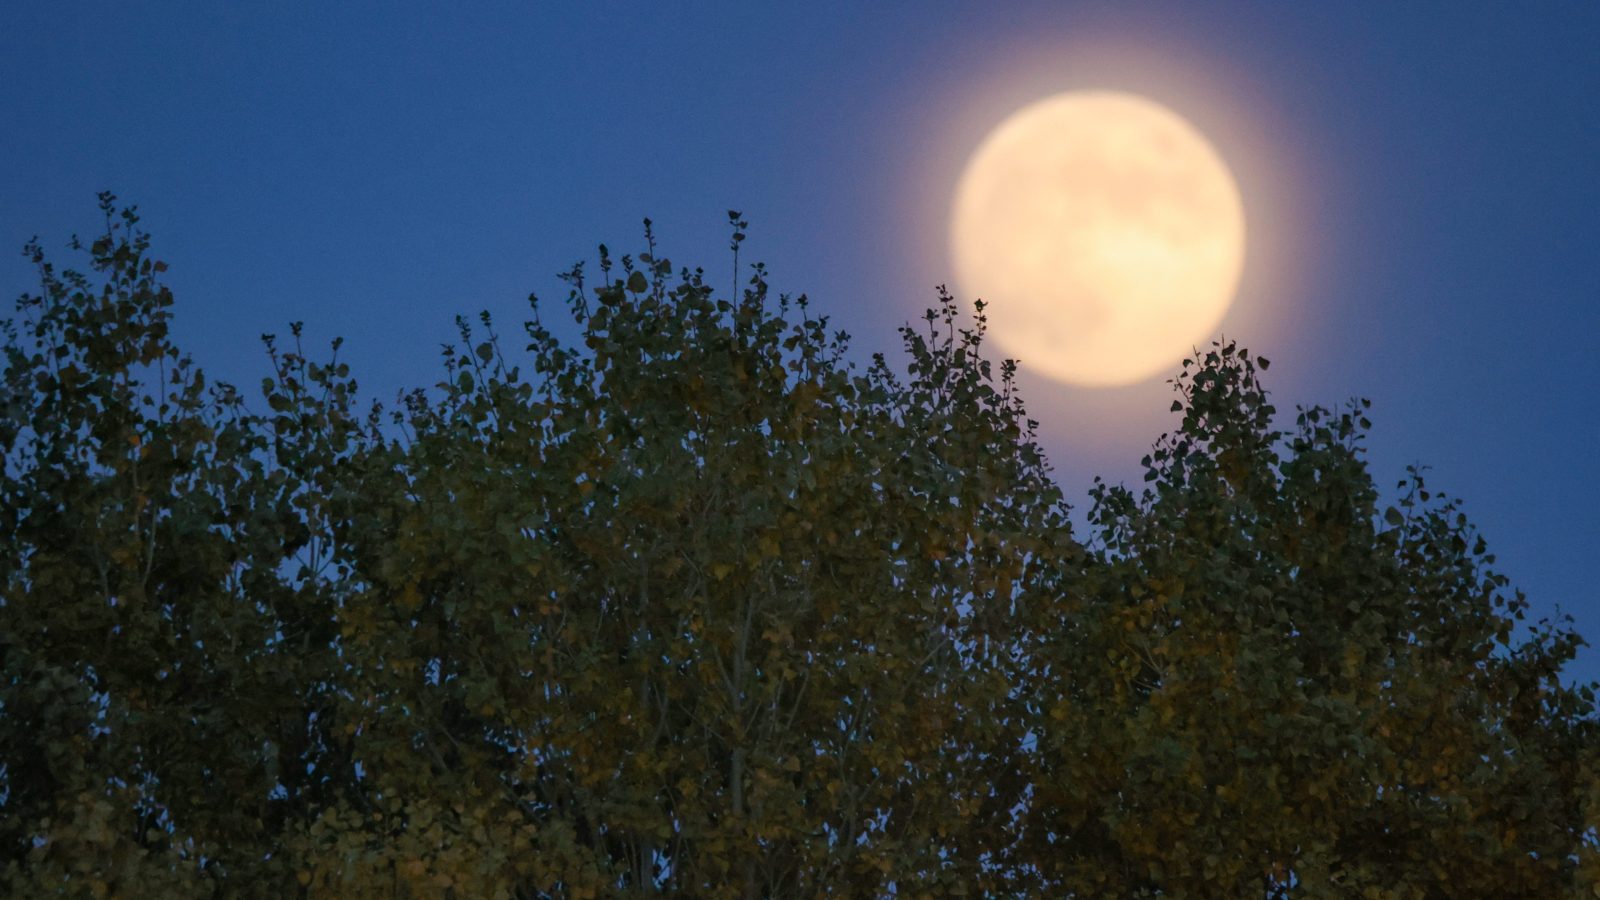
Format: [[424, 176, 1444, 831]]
[[5, 3, 1597, 680]]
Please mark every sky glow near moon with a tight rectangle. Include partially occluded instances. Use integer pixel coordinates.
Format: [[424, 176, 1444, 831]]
[[950, 91, 1246, 387]]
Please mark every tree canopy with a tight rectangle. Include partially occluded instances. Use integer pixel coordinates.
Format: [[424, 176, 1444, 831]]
[[3, 198, 1596, 897]]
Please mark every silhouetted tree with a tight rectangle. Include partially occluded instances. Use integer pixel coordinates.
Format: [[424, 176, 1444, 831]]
[[2, 198, 1594, 897]]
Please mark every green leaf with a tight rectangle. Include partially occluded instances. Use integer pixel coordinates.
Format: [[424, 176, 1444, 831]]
[[5, 197, 1588, 899]]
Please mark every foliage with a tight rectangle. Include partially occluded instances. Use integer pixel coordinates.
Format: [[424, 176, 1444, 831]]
[[1014, 348, 1599, 896], [2, 198, 1595, 897]]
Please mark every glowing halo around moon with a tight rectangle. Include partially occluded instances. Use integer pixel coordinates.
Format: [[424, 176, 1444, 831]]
[[950, 90, 1246, 387]]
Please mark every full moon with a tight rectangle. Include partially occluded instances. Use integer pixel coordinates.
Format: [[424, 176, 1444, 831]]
[[950, 91, 1245, 387]]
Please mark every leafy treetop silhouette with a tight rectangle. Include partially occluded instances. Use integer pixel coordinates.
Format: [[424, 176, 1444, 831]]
[[2, 198, 1595, 897]]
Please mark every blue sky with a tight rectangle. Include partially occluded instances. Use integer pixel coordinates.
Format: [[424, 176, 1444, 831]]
[[4, 2, 1597, 680]]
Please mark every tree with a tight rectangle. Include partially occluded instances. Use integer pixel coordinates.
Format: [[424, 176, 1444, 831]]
[[1, 199, 1594, 897], [1012, 348, 1600, 896]]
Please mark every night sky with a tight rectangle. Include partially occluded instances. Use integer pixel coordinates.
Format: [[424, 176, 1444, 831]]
[[4, 3, 1597, 682]]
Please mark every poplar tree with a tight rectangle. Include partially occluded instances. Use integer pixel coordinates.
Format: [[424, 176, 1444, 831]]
[[2, 199, 1594, 897]]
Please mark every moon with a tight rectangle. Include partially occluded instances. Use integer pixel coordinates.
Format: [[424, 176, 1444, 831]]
[[950, 91, 1245, 387]]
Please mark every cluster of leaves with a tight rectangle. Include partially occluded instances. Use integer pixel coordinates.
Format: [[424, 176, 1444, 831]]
[[1, 199, 1595, 897]]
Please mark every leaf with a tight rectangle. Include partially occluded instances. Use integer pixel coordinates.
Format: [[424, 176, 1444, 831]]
[[7, 197, 1589, 900]]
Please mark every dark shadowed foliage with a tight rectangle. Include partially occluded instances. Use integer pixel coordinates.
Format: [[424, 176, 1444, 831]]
[[3, 199, 1595, 897]]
